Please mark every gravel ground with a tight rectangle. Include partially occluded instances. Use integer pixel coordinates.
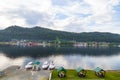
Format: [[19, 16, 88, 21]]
[[0, 66, 51, 80]]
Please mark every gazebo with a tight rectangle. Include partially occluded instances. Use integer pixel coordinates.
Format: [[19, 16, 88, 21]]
[[32, 61, 41, 71], [76, 67, 87, 77], [94, 67, 105, 77], [57, 67, 66, 78]]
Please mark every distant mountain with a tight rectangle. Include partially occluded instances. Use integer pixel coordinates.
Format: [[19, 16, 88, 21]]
[[0, 25, 120, 42]]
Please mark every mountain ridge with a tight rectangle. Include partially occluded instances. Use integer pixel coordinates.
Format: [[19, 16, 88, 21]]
[[0, 25, 120, 42]]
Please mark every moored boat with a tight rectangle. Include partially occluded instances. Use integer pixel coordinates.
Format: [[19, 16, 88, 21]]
[[25, 61, 33, 70], [49, 62, 55, 70], [42, 61, 49, 70]]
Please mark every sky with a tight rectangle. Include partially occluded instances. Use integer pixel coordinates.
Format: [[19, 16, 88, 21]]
[[0, 0, 120, 34]]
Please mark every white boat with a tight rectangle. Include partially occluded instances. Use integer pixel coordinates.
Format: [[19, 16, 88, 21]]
[[25, 62, 33, 70], [42, 61, 49, 70], [27, 62, 33, 65], [49, 62, 55, 70]]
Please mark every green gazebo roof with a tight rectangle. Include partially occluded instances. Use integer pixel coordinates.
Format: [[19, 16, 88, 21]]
[[33, 61, 40, 65], [76, 67, 84, 72], [57, 67, 66, 72], [94, 67, 103, 72]]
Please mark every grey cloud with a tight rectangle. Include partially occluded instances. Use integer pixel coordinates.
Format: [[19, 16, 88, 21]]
[[7, 8, 51, 25], [64, 24, 85, 32]]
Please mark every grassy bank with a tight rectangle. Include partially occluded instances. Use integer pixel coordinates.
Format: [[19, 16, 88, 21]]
[[51, 69, 120, 80]]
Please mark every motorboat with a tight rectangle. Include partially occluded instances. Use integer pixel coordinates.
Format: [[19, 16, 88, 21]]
[[42, 61, 49, 70], [25, 62, 33, 70], [27, 62, 33, 65], [49, 62, 55, 70]]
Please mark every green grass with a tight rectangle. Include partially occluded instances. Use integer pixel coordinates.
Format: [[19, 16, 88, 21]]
[[51, 69, 120, 80]]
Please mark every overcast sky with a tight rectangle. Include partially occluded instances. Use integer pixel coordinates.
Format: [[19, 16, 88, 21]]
[[0, 0, 120, 34]]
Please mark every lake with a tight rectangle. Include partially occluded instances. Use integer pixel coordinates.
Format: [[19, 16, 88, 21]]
[[0, 45, 120, 70]]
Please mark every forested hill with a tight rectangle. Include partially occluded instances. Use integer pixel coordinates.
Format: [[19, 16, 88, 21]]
[[0, 25, 120, 42]]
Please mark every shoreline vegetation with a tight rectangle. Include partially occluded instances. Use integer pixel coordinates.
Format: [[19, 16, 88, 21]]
[[0, 41, 120, 48], [0, 66, 120, 80]]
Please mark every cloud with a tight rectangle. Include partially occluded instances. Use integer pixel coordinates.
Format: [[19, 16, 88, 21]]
[[0, 0, 120, 33], [10, 8, 51, 26]]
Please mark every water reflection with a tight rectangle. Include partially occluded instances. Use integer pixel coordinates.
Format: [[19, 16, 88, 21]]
[[0, 54, 26, 70], [0, 53, 120, 70], [53, 54, 120, 70], [0, 45, 120, 58], [0, 46, 120, 70]]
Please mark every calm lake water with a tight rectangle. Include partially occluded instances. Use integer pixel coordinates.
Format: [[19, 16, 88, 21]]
[[0, 45, 120, 70]]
